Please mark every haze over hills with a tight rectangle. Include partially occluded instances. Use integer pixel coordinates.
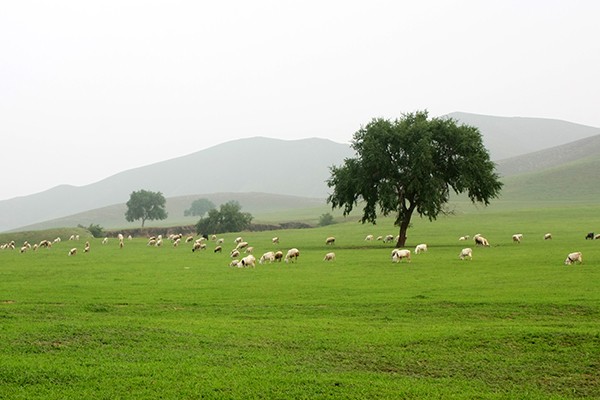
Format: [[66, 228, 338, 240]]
[[2, 113, 600, 232]]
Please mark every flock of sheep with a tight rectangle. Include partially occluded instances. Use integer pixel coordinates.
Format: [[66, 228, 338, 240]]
[[2, 228, 593, 267]]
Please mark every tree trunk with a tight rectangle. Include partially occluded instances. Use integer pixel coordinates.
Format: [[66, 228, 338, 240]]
[[395, 203, 416, 248], [141, 218, 146, 228]]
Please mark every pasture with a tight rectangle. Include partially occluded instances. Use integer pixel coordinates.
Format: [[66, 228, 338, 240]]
[[1, 205, 599, 399]]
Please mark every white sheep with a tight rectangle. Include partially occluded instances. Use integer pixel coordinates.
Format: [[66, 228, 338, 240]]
[[102, 237, 108, 244], [512, 234, 523, 243], [117, 233, 124, 241], [192, 242, 207, 252], [415, 243, 428, 254], [240, 254, 256, 268], [595, 234, 600, 240], [234, 237, 243, 244], [459, 235, 470, 241], [544, 233, 552, 240], [274, 251, 284, 262], [236, 241, 249, 250], [459, 248, 473, 260], [474, 234, 489, 247], [272, 237, 280, 244], [564, 251, 583, 265], [285, 248, 300, 263], [260, 251, 276, 264], [185, 236, 195, 243], [68, 248, 77, 256], [84, 242, 91, 253], [391, 249, 411, 263], [365, 234, 374, 241], [229, 259, 240, 267], [214, 245, 222, 253], [325, 236, 335, 245], [230, 249, 240, 258], [323, 252, 336, 261], [383, 234, 395, 243]]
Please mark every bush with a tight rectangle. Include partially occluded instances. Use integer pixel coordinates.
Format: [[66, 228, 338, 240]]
[[318, 213, 335, 227], [87, 223, 104, 238]]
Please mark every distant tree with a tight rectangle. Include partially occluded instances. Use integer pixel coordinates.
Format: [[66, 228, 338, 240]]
[[184, 198, 216, 217], [318, 212, 335, 227], [125, 189, 168, 228], [327, 111, 503, 247], [87, 223, 104, 238], [195, 200, 253, 235]]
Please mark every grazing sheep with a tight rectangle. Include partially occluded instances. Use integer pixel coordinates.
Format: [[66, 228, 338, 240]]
[[69, 235, 75, 241], [365, 234, 374, 241], [216, 238, 224, 245], [595, 234, 600, 240], [459, 235, 470, 241], [20, 246, 27, 253], [391, 249, 411, 263], [383, 234, 395, 243], [244, 246, 254, 254], [544, 233, 552, 240], [474, 234, 490, 247], [84, 241, 90, 253], [147, 238, 157, 246], [68, 248, 77, 256], [53, 237, 61, 243], [272, 237, 280, 244], [39, 240, 52, 248], [229, 259, 240, 267], [240, 254, 257, 268], [415, 243, 428, 254], [119, 240, 124, 249], [236, 241, 249, 250], [285, 248, 300, 263], [117, 233, 124, 241], [274, 251, 284, 262], [234, 237, 243, 244], [128, 235, 133, 240], [585, 232, 594, 240], [564, 251, 583, 265], [192, 242, 207, 252], [459, 248, 473, 260], [323, 252, 336, 261], [185, 236, 195, 243], [230, 249, 240, 258], [512, 234, 523, 243], [155, 239, 163, 247], [173, 238, 181, 247], [260, 251, 276, 264], [214, 245, 222, 253], [102, 237, 108, 244], [376, 236, 383, 241], [325, 236, 335, 245]]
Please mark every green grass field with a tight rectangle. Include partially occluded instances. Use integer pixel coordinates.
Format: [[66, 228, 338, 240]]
[[1, 204, 599, 399]]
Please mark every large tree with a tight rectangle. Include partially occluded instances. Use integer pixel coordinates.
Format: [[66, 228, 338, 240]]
[[125, 189, 168, 228], [195, 200, 253, 235], [327, 111, 503, 248], [184, 198, 216, 217]]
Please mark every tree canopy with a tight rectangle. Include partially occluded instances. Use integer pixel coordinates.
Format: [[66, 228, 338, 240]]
[[327, 110, 503, 247], [184, 198, 216, 217], [195, 200, 253, 235], [124, 189, 168, 228]]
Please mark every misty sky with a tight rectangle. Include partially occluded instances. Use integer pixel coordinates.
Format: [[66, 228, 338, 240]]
[[1, 1, 599, 201]]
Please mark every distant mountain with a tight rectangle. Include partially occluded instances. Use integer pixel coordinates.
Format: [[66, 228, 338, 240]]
[[0, 137, 354, 232], [495, 134, 600, 177], [447, 112, 600, 161], [2, 114, 600, 232]]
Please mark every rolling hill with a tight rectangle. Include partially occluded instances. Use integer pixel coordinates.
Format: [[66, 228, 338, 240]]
[[2, 113, 600, 232]]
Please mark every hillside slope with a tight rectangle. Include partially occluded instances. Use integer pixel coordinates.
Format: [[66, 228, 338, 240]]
[[448, 112, 600, 160], [0, 138, 354, 232]]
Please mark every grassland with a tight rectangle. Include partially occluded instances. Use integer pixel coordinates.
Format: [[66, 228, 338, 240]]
[[1, 204, 600, 399]]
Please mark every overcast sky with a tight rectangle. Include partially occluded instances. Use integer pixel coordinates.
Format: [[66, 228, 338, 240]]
[[1, 1, 599, 201]]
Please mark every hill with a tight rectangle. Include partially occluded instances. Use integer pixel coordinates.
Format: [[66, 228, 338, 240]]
[[448, 112, 600, 161], [2, 114, 600, 232], [13, 192, 333, 232], [0, 138, 354, 232]]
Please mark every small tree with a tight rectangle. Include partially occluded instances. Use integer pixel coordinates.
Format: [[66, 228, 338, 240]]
[[87, 223, 104, 238], [327, 111, 503, 248], [125, 189, 168, 228], [318, 213, 335, 227], [195, 200, 253, 235], [184, 198, 216, 217]]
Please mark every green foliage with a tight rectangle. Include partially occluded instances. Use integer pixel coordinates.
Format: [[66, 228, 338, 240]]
[[195, 200, 253, 235], [83, 223, 104, 238], [124, 189, 168, 227], [318, 212, 335, 226], [327, 110, 503, 247], [183, 198, 216, 217]]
